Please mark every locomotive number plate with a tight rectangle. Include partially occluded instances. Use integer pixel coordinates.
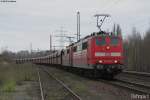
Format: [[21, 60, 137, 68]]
[[105, 53, 111, 56]]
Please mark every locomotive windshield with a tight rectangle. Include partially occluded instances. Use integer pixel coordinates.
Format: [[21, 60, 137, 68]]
[[110, 37, 119, 45], [96, 36, 119, 46], [95, 37, 106, 46]]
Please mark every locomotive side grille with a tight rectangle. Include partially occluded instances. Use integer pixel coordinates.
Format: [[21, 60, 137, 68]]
[[95, 52, 121, 57]]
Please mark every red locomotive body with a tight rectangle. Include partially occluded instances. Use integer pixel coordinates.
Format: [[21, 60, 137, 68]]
[[70, 32, 123, 78], [92, 35, 123, 65]]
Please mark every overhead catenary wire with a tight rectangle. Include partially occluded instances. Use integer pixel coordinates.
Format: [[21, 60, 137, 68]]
[[101, 0, 122, 12]]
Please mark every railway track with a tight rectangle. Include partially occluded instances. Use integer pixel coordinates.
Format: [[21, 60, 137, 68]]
[[99, 78, 150, 94], [37, 68, 45, 100], [102, 71, 150, 94], [114, 79, 150, 94], [37, 67, 82, 100], [37, 65, 150, 100], [123, 71, 150, 77]]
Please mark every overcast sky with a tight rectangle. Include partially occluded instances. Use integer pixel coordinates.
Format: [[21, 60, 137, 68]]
[[0, 0, 150, 52]]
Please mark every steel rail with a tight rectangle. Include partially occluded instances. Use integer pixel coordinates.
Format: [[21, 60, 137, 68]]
[[115, 79, 150, 94], [123, 71, 150, 77], [99, 79, 150, 94], [37, 68, 45, 100], [116, 79, 150, 89], [42, 68, 82, 100]]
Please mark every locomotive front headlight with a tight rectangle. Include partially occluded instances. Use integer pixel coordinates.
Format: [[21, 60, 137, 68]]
[[99, 60, 103, 63], [114, 60, 118, 63], [106, 46, 110, 50]]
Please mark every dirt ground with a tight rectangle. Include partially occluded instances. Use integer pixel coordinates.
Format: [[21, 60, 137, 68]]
[[44, 65, 149, 100], [0, 62, 149, 100]]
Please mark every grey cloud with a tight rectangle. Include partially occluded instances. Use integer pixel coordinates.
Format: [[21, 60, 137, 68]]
[[0, 0, 150, 52]]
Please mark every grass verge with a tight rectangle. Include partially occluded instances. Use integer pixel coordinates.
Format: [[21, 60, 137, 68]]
[[0, 62, 38, 93]]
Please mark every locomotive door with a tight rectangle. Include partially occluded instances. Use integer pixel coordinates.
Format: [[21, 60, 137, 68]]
[[87, 41, 89, 65]]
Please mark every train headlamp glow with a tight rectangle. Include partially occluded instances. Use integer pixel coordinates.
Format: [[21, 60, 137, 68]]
[[99, 60, 103, 63], [106, 46, 110, 50], [114, 60, 118, 63]]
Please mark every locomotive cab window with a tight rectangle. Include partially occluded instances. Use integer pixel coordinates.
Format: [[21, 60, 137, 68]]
[[82, 42, 88, 50], [110, 37, 119, 45], [95, 37, 106, 46]]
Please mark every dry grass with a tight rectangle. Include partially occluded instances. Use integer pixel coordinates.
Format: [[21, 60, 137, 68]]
[[0, 61, 38, 92]]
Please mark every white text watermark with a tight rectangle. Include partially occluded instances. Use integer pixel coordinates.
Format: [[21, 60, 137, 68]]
[[131, 94, 149, 99]]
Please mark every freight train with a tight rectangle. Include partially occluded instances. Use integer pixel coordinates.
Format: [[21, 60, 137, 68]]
[[16, 31, 124, 79], [16, 14, 124, 79]]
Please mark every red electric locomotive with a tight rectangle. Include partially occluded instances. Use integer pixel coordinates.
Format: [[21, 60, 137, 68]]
[[61, 31, 123, 78], [60, 14, 124, 78], [16, 14, 124, 79]]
